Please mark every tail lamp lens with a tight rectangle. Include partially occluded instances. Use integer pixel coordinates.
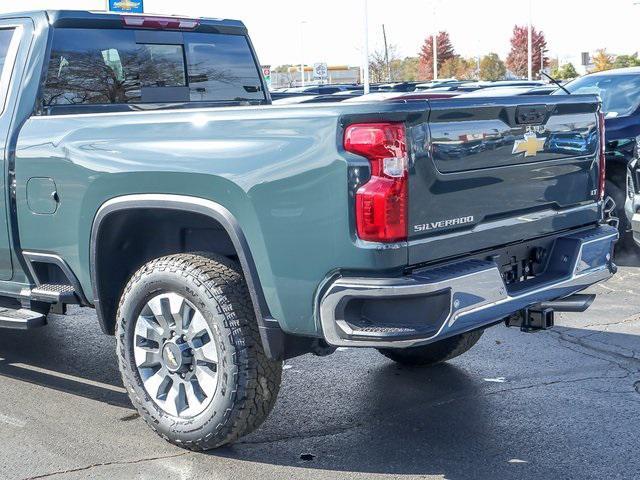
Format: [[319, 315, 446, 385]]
[[344, 123, 408, 243], [598, 111, 606, 201], [122, 16, 200, 30]]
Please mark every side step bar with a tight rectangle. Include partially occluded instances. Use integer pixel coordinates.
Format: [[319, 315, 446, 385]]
[[0, 308, 46, 330], [30, 284, 79, 304]]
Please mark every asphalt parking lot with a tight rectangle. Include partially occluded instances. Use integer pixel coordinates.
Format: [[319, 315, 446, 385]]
[[0, 258, 638, 480]]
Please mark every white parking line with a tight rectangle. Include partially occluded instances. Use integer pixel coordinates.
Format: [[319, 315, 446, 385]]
[[0, 413, 25, 428], [8, 363, 127, 394]]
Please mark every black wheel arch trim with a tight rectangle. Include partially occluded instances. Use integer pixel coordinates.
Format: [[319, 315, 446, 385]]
[[89, 194, 280, 345]]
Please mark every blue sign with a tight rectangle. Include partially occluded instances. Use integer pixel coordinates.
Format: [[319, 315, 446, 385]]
[[108, 0, 144, 13]]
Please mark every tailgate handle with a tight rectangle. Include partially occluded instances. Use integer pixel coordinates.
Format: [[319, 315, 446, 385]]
[[515, 105, 548, 125]]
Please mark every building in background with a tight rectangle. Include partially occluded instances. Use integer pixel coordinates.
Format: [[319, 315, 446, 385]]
[[271, 65, 361, 89]]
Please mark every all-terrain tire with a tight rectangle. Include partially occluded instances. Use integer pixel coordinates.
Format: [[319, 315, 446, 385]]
[[116, 253, 282, 451], [378, 329, 484, 366]]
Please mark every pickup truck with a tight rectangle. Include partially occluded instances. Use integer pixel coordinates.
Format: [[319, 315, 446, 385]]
[[0, 10, 617, 451]]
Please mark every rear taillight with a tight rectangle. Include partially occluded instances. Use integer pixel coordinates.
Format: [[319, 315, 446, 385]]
[[344, 123, 408, 243], [598, 111, 607, 201], [122, 16, 200, 30]]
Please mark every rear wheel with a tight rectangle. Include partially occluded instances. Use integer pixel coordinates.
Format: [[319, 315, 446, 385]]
[[378, 330, 484, 366], [116, 253, 282, 450]]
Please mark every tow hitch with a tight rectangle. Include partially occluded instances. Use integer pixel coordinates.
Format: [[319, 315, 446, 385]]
[[506, 307, 555, 332], [506, 294, 595, 333]]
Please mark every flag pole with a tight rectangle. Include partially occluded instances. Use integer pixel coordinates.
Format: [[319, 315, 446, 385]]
[[432, 1, 438, 80], [363, 0, 370, 94], [528, 0, 533, 80]]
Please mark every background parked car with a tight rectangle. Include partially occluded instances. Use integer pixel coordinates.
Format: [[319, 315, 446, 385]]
[[270, 84, 358, 100], [343, 90, 461, 103], [272, 90, 362, 105], [415, 79, 463, 90], [554, 67, 640, 250], [458, 85, 557, 97]]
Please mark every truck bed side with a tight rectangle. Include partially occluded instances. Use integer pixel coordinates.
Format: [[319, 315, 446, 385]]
[[14, 102, 416, 336]]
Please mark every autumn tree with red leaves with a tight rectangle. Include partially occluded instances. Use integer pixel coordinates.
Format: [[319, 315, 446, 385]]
[[418, 31, 456, 80], [506, 25, 548, 79]]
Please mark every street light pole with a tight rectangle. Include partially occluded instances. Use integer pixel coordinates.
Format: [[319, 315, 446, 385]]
[[300, 20, 306, 87], [635, 1, 640, 56], [528, 0, 533, 81], [382, 24, 391, 82], [363, 0, 370, 94], [433, 34, 438, 80]]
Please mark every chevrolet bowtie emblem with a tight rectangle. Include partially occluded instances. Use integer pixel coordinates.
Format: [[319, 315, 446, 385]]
[[112, 0, 142, 11], [166, 349, 178, 368], [512, 132, 546, 157]]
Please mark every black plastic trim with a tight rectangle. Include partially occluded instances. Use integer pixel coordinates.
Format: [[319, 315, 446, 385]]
[[89, 195, 287, 357], [22, 251, 90, 305]]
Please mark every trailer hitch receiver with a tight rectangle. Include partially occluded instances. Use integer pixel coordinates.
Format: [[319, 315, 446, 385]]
[[506, 307, 555, 333]]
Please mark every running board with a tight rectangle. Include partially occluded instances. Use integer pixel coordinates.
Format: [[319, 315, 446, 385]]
[[0, 308, 46, 330]]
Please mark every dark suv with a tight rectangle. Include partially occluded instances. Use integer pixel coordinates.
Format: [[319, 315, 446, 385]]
[[554, 67, 640, 249]]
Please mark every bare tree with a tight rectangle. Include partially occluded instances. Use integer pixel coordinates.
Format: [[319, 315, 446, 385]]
[[369, 44, 401, 83]]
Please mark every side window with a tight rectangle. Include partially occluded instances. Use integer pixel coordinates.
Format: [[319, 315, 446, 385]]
[[0, 28, 17, 114]]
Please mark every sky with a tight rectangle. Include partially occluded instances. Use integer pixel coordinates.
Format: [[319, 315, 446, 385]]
[[0, 0, 638, 70]]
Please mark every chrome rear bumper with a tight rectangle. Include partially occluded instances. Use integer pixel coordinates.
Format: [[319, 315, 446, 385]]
[[319, 225, 618, 349]]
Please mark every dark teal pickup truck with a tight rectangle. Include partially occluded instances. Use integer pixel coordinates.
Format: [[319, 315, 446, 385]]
[[0, 10, 617, 450]]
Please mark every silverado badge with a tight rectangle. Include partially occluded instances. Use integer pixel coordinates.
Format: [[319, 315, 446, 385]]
[[512, 130, 546, 157]]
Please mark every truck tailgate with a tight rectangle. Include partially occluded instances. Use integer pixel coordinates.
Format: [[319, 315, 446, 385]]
[[408, 95, 602, 266]]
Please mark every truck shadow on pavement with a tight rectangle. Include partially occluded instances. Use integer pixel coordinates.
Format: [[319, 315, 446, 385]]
[[0, 307, 637, 479], [213, 325, 640, 479], [0, 307, 130, 409]]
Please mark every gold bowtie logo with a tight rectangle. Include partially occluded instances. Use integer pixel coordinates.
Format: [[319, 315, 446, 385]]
[[113, 0, 142, 11], [513, 132, 546, 157]]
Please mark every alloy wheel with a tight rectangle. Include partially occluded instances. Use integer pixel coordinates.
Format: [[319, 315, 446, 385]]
[[133, 292, 219, 418]]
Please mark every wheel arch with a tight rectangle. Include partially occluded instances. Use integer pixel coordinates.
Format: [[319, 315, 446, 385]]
[[90, 194, 272, 336]]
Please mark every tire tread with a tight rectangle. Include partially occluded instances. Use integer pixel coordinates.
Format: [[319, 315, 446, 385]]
[[116, 253, 282, 451]]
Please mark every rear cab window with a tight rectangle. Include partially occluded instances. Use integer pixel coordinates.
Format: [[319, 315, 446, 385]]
[[42, 26, 267, 113]]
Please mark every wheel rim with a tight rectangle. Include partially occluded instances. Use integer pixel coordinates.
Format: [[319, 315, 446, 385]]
[[133, 292, 219, 418]]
